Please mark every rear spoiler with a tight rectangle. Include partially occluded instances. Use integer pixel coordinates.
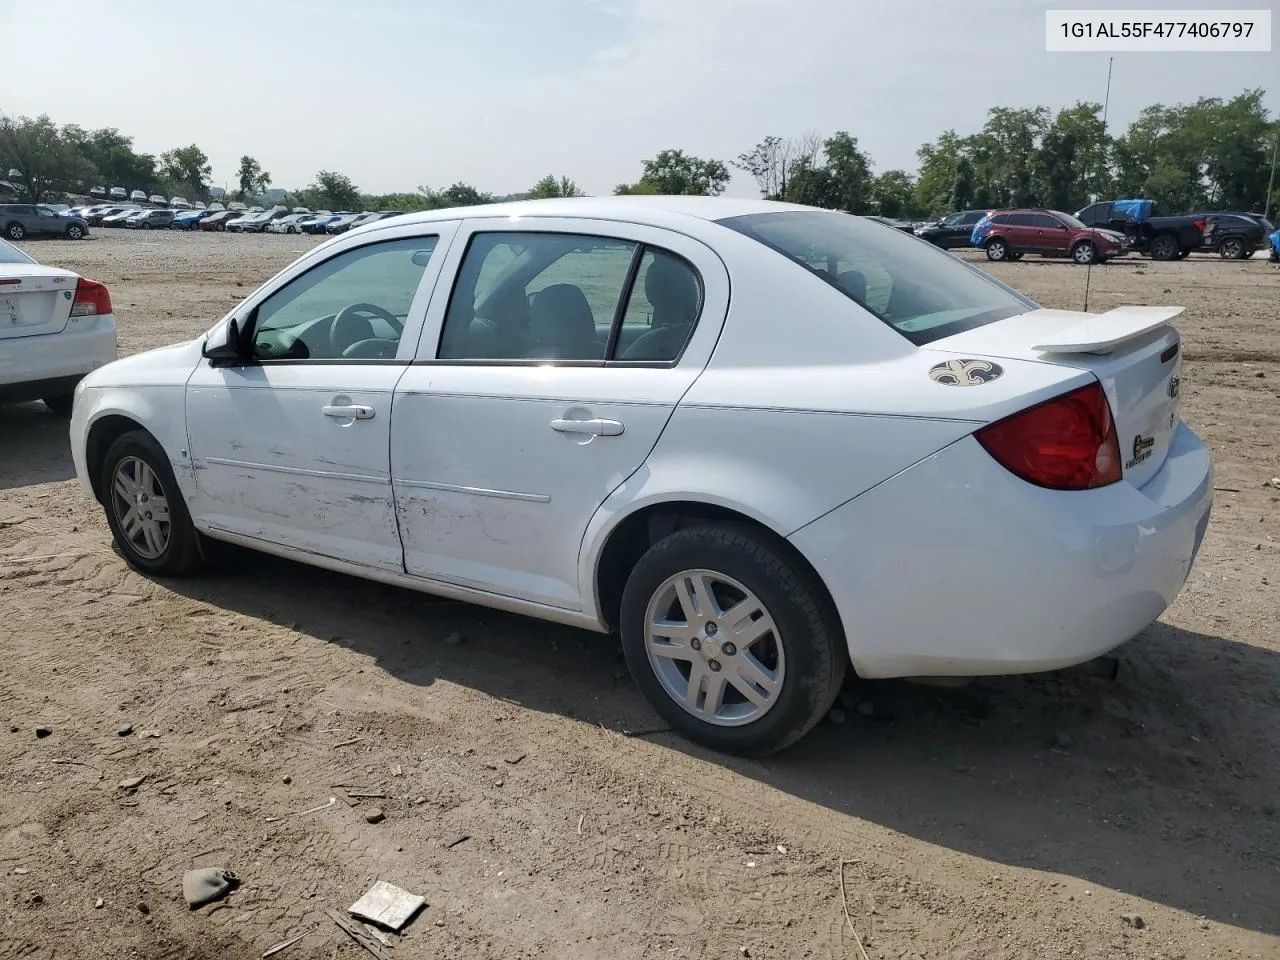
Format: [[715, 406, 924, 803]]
[[1032, 306, 1184, 354]]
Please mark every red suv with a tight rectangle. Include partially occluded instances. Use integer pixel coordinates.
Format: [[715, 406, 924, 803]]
[[971, 209, 1127, 265]]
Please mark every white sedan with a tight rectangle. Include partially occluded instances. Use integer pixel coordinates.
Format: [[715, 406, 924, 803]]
[[0, 238, 116, 414], [68, 197, 1212, 754]]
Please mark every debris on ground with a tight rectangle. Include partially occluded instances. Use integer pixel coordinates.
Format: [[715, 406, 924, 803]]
[[1121, 913, 1146, 929], [35, 726, 52, 738], [445, 834, 471, 849], [326, 908, 394, 960], [348, 880, 426, 932], [282, 775, 291, 784], [364, 807, 385, 824], [261, 930, 311, 957], [118, 775, 147, 790], [182, 867, 239, 909], [94, 897, 103, 909], [117, 724, 133, 737], [298, 796, 336, 815], [1266, 477, 1280, 490], [504, 753, 526, 765]]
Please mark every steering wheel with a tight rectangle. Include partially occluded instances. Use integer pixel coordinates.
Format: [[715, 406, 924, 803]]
[[328, 302, 403, 358]]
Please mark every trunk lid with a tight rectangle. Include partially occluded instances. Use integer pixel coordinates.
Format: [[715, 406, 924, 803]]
[[0, 265, 78, 340], [933, 306, 1184, 489]]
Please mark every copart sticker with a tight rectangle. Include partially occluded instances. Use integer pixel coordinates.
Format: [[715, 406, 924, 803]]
[[928, 358, 1004, 386]]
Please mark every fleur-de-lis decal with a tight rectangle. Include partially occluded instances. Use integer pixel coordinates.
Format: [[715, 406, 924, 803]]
[[928, 358, 1004, 386]]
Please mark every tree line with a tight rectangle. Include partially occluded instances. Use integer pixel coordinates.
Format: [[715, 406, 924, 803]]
[[2, 89, 1275, 218]]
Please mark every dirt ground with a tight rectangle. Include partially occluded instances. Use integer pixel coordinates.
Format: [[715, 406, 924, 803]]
[[1, 230, 1277, 960]]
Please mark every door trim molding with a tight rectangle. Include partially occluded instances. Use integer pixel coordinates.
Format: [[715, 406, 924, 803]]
[[203, 456, 388, 484], [394, 478, 551, 503]]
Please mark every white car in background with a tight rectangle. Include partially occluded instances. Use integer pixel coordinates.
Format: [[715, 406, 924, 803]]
[[0, 238, 116, 415], [67, 197, 1212, 754]]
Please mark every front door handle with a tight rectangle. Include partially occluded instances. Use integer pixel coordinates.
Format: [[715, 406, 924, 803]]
[[550, 417, 624, 437], [322, 404, 375, 420]]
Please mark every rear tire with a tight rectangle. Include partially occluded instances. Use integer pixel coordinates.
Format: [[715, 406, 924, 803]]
[[1218, 237, 1246, 259], [985, 238, 1009, 262], [1149, 235, 1178, 261], [619, 524, 845, 755], [100, 431, 204, 577], [5, 222, 24, 241], [66, 224, 85, 240]]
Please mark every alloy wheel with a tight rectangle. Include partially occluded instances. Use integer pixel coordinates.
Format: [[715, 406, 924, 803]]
[[110, 456, 171, 560], [644, 569, 786, 727]]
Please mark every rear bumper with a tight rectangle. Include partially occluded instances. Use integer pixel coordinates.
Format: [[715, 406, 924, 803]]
[[0, 314, 117, 401], [790, 424, 1213, 678]]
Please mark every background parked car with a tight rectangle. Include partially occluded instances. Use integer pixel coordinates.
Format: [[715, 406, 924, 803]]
[[0, 204, 90, 240], [129, 190, 147, 203], [915, 209, 993, 248], [170, 210, 212, 230], [101, 208, 141, 227], [88, 206, 135, 226], [109, 187, 126, 200], [0, 236, 116, 415], [148, 194, 167, 205], [1193, 212, 1270, 259], [89, 186, 107, 199], [866, 215, 914, 233], [971, 209, 1126, 264], [125, 209, 175, 229], [264, 213, 313, 234], [326, 212, 379, 234], [301, 214, 341, 234], [199, 210, 240, 231]]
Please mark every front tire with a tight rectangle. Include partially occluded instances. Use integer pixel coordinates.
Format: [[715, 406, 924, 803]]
[[619, 524, 845, 755], [1071, 240, 1097, 265], [5, 222, 24, 241], [100, 431, 204, 577], [985, 238, 1009, 262], [66, 224, 85, 240]]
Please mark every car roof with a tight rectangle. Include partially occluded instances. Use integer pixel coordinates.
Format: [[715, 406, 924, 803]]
[[373, 196, 814, 231]]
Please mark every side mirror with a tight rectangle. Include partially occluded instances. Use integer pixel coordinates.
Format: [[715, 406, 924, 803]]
[[201, 314, 258, 365]]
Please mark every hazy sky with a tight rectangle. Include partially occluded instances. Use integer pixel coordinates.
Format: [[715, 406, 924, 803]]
[[4, 0, 1276, 197]]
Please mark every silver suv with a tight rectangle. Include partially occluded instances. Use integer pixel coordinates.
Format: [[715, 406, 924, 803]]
[[0, 204, 89, 241]]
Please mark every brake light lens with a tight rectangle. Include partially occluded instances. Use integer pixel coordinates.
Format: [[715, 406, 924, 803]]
[[1193, 218, 1206, 234], [975, 381, 1122, 490], [70, 278, 112, 317]]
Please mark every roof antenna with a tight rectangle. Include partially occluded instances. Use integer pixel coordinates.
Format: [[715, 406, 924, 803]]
[[1084, 55, 1114, 314]]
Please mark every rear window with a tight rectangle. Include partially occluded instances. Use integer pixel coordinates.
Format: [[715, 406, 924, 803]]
[[719, 210, 1035, 346], [0, 238, 35, 265]]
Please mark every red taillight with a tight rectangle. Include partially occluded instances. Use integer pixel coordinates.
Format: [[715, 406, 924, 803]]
[[975, 381, 1122, 490], [1193, 218, 1206, 234], [71, 278, 112, 317]]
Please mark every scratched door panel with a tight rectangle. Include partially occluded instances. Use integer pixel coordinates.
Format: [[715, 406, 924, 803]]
[[185, 363, 403, 571]]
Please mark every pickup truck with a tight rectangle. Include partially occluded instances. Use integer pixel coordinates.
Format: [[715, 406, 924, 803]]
[[1075, 199, 1206, 261]]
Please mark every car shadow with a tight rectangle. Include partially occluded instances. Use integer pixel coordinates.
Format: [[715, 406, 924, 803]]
[[164, 549, 1278, 936], [0, 401, 75, 489]]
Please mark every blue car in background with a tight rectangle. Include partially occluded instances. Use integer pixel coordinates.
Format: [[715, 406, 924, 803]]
[[1269, 228, 1280, 262], [301, 214, 341, 235], [170, 210, 208, 230]]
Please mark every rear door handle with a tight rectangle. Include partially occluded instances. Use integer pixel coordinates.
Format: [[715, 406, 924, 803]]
[[550, 417, 624, 437], [322, 404, 375, 420]]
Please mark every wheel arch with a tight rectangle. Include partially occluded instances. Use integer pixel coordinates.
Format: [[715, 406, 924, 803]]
[[589, 498, 846, 657], [85, 414, 153, 503]]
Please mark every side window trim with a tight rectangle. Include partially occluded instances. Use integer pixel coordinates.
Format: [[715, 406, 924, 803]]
[[603, 244, 646, 363]]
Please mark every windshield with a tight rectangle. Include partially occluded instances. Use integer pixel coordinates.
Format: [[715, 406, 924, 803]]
[[718, 210, 1035, 346], [1053, 211, 1088, 230], [0, 238, 35, 265]]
